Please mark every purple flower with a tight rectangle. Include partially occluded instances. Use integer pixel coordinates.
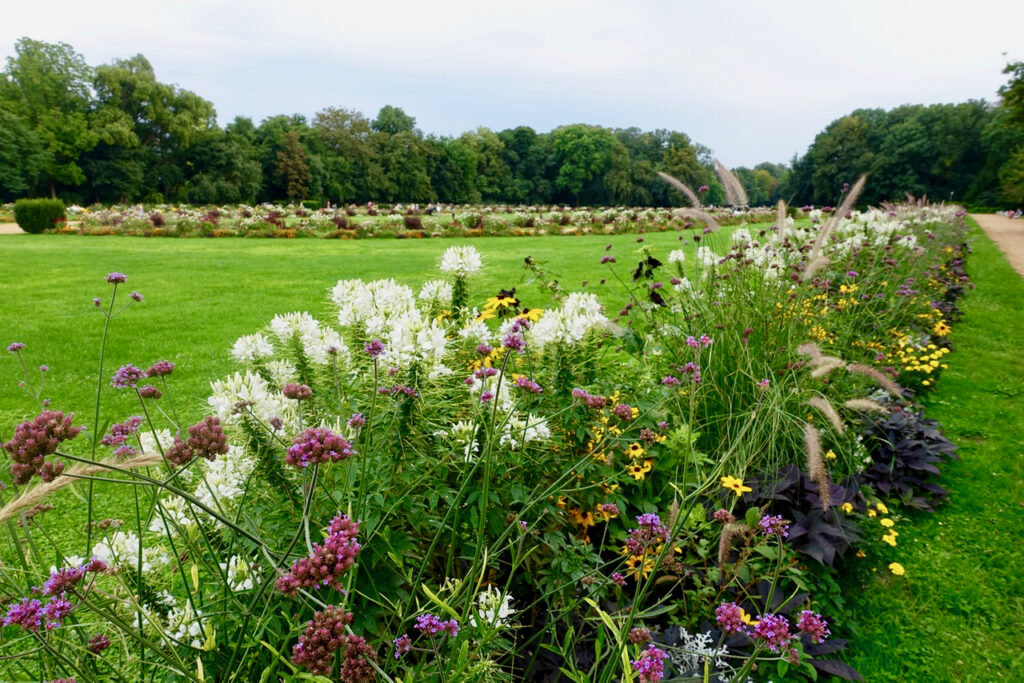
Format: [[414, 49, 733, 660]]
[[269, 416, 284, 431], [600, 502, 619, 516], [601, 255, 616, 264], [611, 572, 627, 588], [612, 403, 633, 421], [277, 514, 361, 595], [290, 605, 353, 675], [758, 514, 790, 538], [41, 594, 73, 629], [662, 375, 680, 386], [3, 410, 81, 484], [479, 391, 494, 403], [113, 445, 137, 459], [41, 566, 85, 597], [796, 610, 831, 643], [129, 291, 144, 302], [393, 633, 412, 659], [475, 367, 498, 379], [89, 633, 111, 653], [475, 343, 493, 356], [3, 598, 43, 631], [715, 602, 748, 635], [846, 270, 859, 278], [698, 185, 709, 192], [571, 388, 607, 409], [699, 334, 712, 347], [503, 333, 525, 353], [631, 643, 668, 682], [39, 365, 49, 373], [514, 376, 542, 394], [757, 378, 770, 389], [363, 339, 385, 359], [753, 613, 793, 652], [111, 364, 145, 389], [138, 385, 162, 399], [712, 508, 735, 523], [6, 342, 25, 353], [105, 273, 126, 284], [145, 360, 175, 377], [286, 428, 355, 468], [93, 297, 102, 307], [415, 613, 459, 637], [686, 335, 700, 348], [625, 514, 669, 554], [347, 413, 365, 429], [165, 417, 229, 468], [101, 416, 143, 448], [282, 383, 313, 401], [629, 627, 652, 644]]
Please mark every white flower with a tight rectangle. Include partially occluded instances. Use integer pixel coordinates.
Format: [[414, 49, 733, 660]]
[[470, 587, 515, 628], [91, 530, 167, 573], [265, 359, 298, 387], [193, 445, 256, 519], [500, 413, 551, 450], [209, 371, 294, 429], [139, 428, 174, 455], [697, 246, 718, 267], [458, 317, 493, 344], [448, 420, 479, 461], [166, 601, 205, 648], [731, 228, 751, 244], [220, 555, 259, 591], [149, 495, 197, 538], [439, 245, 483, 276], [418, 280, 453, 306], [231, 333, 274, 362], [667, 249, 686, 264], [529, 292, 607, 347]]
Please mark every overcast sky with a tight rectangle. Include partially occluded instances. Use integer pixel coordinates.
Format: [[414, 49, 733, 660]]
[[3, 0, 1021, 166]]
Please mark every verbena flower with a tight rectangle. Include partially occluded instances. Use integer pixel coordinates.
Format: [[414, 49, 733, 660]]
[[715, 602, 748, 635], [286, 428, 355, 468], [753, 613, 792, 652], [291, 605, 353, 675], [625, 513, 669, 555], [339, 635, 377, 682], [146, 360, 175, 377], [4, 410, 82, 484], [393, 633, 412, 659], [137, 385, 162, 399], [282, 383, 313, 401], [415, 612, 460, 637], [629, 627, 652, 644], [363, 339, 385, 359], [129, 291, 144, 302], [111, 364, 145, 389], [631, 643, 668, 682], [101, 416, 143, 447], [513, 376, 542, 394], [796, 610, 830, 643], [6, 342, 25, 353], [89, 633, 111, 653], [758, 514, 790, 538], [105, 272, 126, 284], [277, 513, 360, 594]]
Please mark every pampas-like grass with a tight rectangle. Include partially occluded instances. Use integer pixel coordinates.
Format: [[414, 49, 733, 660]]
[[803, 424, 832, 509], [657, 172, 702, 208], [718, 522, 740, 566], [810, 357, 846, 378], [847, 363, 903, 397], [807, 174, 867, 261], [807, 396, 844, 433], [714, 160, 748, 207], [0, 453, 164, 524], [797, 342, 822, 361], [802, 255, 831, 280], [776, 199, 787, 241], [844, 398, 890, 413], [671, 207, 720, 227]]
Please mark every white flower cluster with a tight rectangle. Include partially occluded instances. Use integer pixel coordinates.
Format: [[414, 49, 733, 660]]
[[91, 530, 169, 573], [528, 292, 607, 348], [332, 279, 418, 335], [418, 279, 453, 307], [499, 413, 551, 450], [166, 599, 206, 648], [269, 311, 348, 366], [192, 445, 257, 519], [669, 628, 730, 674], [469, 587, 515, 629], [208, 371, 296, 431], [220, 555, 259, 591], [439, 245, 483, 276]]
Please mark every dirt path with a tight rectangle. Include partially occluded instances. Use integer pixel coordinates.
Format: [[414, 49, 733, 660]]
[[970, 214, 1024, 279], [0, 223, 25, 235]]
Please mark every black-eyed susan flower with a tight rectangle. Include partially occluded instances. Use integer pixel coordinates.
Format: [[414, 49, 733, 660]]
[[627, 458, 653, 481], [720, 475, 751, 496], [625, 442, 645, 460]]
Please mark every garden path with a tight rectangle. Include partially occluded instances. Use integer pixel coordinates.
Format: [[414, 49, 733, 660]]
[[0, 223, 25, 235], [971, 213, 1024, 278]]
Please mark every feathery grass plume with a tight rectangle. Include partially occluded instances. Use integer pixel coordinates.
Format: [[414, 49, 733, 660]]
[[846, 363, 903, 398], [776, 199, 787, 241], [809, 357, 846, 378], [667, 497, 681, 531], [657, 172, 702, 208], [803, 424, 832, 508], [671, 207, 720, 227], [797, 342, 822, 361], [802, 255, 831, 280], [844, 398, 890, 413], [718, 522, 741, 566], [807, 396, 844, 433], [714, 159, 748, 207], [808, 174, 867, 258], [0, 453, 164, 524]]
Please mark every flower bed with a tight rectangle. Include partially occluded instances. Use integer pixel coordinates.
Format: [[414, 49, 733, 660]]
[[0, 197, 971, 681]]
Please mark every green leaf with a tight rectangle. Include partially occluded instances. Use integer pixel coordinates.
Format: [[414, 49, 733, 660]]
[[745, 506, 761, 528]]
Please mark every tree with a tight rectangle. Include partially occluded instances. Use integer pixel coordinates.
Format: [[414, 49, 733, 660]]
[[0, 38, 97, 196], [550, 124, 618, 205], [0, 109, 49, 199], [276, 130, 312, 200], [371, 105, 416, 135]]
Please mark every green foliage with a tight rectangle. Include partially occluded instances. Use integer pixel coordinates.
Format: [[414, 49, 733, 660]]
[[12, 197, 66, 233], [276, 130, 312, 200]]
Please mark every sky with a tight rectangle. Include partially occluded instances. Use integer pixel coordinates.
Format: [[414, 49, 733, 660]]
[[3, 0, 1021, 167]]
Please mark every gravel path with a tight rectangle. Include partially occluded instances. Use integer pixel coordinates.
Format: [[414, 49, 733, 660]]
[[0, 223, 25, 235], [971, 213, 1024, 279]]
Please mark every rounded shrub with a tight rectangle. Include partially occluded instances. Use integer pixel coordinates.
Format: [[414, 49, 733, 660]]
[[13, 198, 66, 234]]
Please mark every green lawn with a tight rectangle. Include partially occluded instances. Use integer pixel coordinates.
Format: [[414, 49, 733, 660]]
[[840, 221, 1024, 680]]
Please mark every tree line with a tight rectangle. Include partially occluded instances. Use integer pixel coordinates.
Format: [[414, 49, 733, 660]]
[[2, 37, 1023, 208]]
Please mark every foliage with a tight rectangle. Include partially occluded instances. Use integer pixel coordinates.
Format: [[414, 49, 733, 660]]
[[13, 197, 66, 233]]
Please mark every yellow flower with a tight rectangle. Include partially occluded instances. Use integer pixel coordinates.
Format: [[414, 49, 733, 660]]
[[600, 482, 619, 495], [867, 509, 877, 518], [825, 449, 837, 461], [475, 308, 497, 322], [841, 502, 854, 514], [889, 562, 905, 576], [881, 532, 898, 547], [933, 320, 951, 337], [720, 475, 752, 496], [485, 295, 518, 310], [876, 502, 889, 514], [518, 308, 544, 322], [880, 518, 895, 528], [856, 550, 866, 558], [626, 443, 645, 460], [627, 459, 653, 481]]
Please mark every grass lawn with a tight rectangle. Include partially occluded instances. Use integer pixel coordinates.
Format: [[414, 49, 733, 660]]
[[840, 220, 1024, 680]]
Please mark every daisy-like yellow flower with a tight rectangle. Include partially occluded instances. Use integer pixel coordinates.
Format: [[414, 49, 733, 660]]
[[600, 482, 620, 495], [876, 502, 889, 514], [627, 458, 653, 481], [475, 308, 497, 322], [881, 532, 898, 547], [889, 562, 905, 576], [625, 443, 645, 459], [721, 475, 752, 496], [867, 509, 877, 518], [880, 518, 895, 528], [825, 449, 837, 461], [841, 502, 854, 514], [518, 308, 544, 322], [933, 320, 951, 337]]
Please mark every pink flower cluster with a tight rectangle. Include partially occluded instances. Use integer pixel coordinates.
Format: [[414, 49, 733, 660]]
[[286, 428, 355, 469], [290, 605, 353, 675], [165, 417, 229, 468], [514, 376, 542, 394], [276, 513, 361, 595], [3, 410, 82, 485], [625, 513, 669, 555], [631, 643, 668, 682], [415, 612, 460, 637], [753, 613, 792, 652], [101, 416, 143, 448], [571, 388, 608, 409]]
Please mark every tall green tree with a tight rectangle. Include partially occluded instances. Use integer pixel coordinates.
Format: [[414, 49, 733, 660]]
[[276, 130, 312, 201], [550, 124, 618, 205]]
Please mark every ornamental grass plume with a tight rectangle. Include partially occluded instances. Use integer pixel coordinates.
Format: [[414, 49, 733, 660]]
[[276, 513, 360, 594], [776, 199, 788, 241], [809, 357, 846, 379], [803, 424, 833, 508], [807, 396, 844, 434], [846, 363, 903, 398], [714, 159, 748, 207], [844, 398, 889, 413], [656, 172, 702, 208], [717, 522, 742, 566], [796, 342, 822, 362]]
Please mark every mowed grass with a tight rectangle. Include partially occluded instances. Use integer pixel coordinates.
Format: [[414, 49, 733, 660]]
[[841, 222, 1024, 680]]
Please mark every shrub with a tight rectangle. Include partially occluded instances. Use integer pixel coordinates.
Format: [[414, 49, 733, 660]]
[[13, 198, 66, 234]]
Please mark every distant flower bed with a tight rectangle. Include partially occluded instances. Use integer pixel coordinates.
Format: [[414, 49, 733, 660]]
[[1, 195, 970, 681], [28, 201, 798, 239]]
